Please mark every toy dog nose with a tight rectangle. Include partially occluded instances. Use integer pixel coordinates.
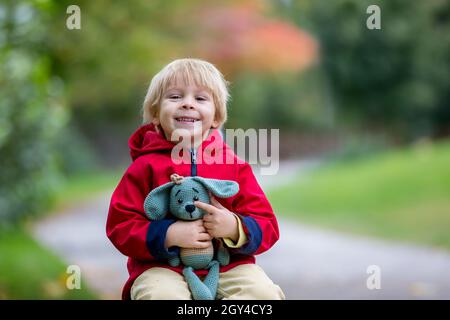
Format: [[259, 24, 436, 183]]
[[185, 204, 196, 213]]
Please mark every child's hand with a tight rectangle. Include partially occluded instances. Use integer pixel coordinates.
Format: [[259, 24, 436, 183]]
[[195, 196, 239, 241], [165, 220, 213, 249]]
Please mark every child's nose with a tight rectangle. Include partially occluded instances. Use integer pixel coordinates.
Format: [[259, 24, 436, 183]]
[[182, 104, 194, 110], [181, 95, 196, 109]]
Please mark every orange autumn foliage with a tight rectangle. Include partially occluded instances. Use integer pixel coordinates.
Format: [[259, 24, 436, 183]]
[[186, 2, 318, 77]]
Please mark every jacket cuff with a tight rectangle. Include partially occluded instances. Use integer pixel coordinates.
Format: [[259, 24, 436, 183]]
[[146, 219, 179, 260], [233, 215, 262, 255], [223, 213, 248, 248]]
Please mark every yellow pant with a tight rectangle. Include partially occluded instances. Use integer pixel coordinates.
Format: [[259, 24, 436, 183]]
[[130, 264, 285, 300]]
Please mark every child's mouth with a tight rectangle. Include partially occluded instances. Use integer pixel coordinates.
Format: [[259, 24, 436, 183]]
[[175, 117, 200, 123]]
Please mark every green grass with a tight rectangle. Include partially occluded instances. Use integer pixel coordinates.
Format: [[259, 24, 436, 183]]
[[0, 228, 97, 299], [269, 140, 450, 250], [50, 167, 124, 212], [0, 167, 125, 299]]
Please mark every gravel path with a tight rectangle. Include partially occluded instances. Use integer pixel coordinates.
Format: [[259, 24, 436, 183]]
[[32, 160, 450, 299]]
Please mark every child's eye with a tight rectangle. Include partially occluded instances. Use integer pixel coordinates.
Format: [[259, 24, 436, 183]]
[[196, 96, 207, 101], [170, 95, 181, 99], [193, 196, 199, 201], [177, 199, 183, 204]]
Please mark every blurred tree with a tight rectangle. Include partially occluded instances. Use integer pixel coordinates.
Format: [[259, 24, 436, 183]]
[[275, 0, 450, 141], [228, 70, 332, 131], [0, 0, 68, 225], [183, 1, 317, 77]]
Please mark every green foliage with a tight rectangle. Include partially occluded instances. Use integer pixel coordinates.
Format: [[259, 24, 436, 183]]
[[52, 122, 100, 175], [0, 227, 97, 299], [269, 139, 450, 249], [48, 0, 192, 115], [51, 167, 123, 211], [275, 0, 450, 140], [227, 68, 333, 131], [0, 1, 69, 225]]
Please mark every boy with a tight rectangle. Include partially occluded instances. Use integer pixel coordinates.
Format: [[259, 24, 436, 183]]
[[106, 58, 285, 300]]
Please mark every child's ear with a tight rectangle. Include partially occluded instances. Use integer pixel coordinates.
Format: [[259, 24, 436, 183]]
[[152, 116, 160, 126], [211, 118, 219, 129], [152, 117, 162, 134]]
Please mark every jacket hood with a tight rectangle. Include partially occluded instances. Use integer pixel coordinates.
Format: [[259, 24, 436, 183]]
[[128, 123, 224, 161]]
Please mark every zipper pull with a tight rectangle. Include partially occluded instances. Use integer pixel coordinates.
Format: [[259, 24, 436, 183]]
[[190, 148, 197, 176], [190, 148, 196, 164]]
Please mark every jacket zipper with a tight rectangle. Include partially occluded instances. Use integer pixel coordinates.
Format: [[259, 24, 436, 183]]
[[190, 147, 197, 176]]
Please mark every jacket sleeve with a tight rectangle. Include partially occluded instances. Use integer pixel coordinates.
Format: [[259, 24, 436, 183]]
[[106, 158, 179, 261], [230, 161, 280, 256]]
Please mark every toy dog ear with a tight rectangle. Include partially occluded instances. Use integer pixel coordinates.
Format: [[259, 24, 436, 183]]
[[192, 177, 239, 198], [144, 181, 174, 220]]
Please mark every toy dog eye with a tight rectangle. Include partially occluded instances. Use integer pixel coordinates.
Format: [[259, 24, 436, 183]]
[[177, 199, 183, 204], [193, 196, 199, 201]]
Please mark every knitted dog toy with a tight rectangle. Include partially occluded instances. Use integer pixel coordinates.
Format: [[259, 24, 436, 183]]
[[143, 174, 239, 300]]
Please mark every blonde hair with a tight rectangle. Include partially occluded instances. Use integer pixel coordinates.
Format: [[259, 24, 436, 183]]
[[142, 58, 230, 126]]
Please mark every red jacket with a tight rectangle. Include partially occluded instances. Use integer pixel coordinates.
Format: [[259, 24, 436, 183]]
[[106, 123, 280, 299]]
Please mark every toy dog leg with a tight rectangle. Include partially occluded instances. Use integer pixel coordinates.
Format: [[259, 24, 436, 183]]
[[182, 266, 214, 300], [202, 260, 220, 299]]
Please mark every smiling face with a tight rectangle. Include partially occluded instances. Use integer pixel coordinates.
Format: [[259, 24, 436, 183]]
[[153, 79, 219, 144]]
